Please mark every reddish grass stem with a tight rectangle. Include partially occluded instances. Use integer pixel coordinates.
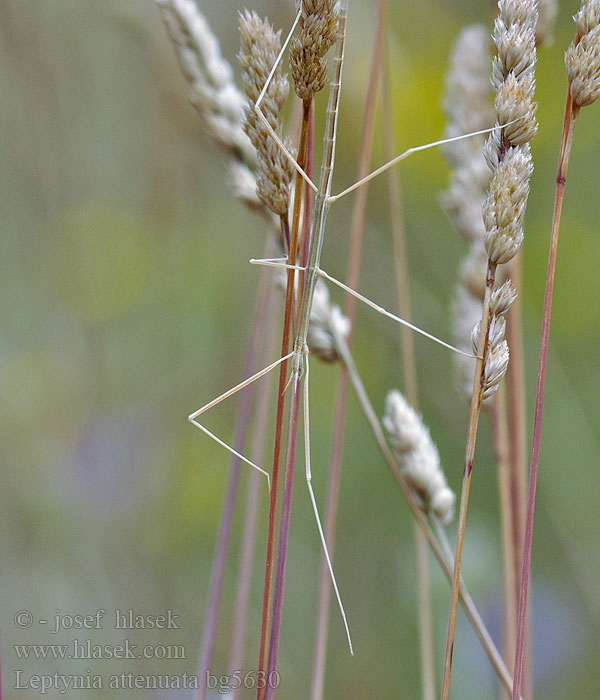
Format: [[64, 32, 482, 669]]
[[257, 105, 312, 700], [511, 94, 579, 700], [264, 375, 302, 700]]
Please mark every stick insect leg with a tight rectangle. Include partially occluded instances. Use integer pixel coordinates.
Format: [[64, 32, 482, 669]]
[[254, 10, 318, 195], [188, 351, 295, 491], [249, 258, 476, 358], [327, 122, 515, 204], [316, 268, 475, 357], [302, 348, 354, 655]]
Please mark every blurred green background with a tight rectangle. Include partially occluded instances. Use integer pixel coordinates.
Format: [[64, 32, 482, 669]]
[[1, 1, 599, 698]]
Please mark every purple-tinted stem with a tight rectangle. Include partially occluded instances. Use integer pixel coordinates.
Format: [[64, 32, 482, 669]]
[[264, 375, 302, 700], [511, 97, 578, 700], [195, 266, 272, 700], [229, 289, 280, 698]]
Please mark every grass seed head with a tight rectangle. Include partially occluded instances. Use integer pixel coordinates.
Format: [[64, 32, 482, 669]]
[[575, 0, 600, 36], [483, 146, 533, 265], [239, 10, 294, 216], [442, 25, 493, 243], [383, 391, 455, 525], [482, 340, 510, 399], [157, 0, 256, 168], [290, 0, 339, 100], [536, 0, 558, 46], [566, 21, 600, 108], [490, 280, 518, 316], [307, 279, 350, 363]]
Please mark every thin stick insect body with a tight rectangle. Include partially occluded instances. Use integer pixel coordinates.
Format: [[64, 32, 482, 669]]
[[189, 0, 513, 658]]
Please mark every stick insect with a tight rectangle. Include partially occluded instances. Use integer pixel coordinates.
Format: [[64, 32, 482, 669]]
[[189, 0, 508, 655]]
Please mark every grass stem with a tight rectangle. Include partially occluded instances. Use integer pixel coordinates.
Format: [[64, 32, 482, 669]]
[[264, 375, 303, 700], [256, 104, 312, 700], [441, 258, 497, 700], [512, 92, 579, 700]]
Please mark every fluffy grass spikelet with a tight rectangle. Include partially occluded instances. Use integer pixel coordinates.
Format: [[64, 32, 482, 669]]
[[157, 0, 285, 228], [483, 146, 533, 265], [566, 0, 600, 108], [483, 0, 537, 266], [239, 10, 295, 216], [536, 0, 558, 46], [156, 0, 256, 169], [471, 279, 516, 399], [290, 0, 339, 100], [307, 279, 350, 363], [383, 391, 455, 525], [482, 341, 510, 400], [490, 279, 518, 316], [441, 26, 495, 400], [442, 25, 493, 244]]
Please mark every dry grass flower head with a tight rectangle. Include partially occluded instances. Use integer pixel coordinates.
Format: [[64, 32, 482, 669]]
[[441, 26, 494, 400], [473, 0, 537, 391], [566, 0, 600, 108], [290, 0, 339, 100], [158, 0, 288, 228], [442, 25, 493, 244], [306, 279, 350, 363], [484, 0, 538, 263], [383, 391, 455, 525], [157, 0, 256, 168], [536, 0, 558, 46], [239, 10, 295, 216]]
